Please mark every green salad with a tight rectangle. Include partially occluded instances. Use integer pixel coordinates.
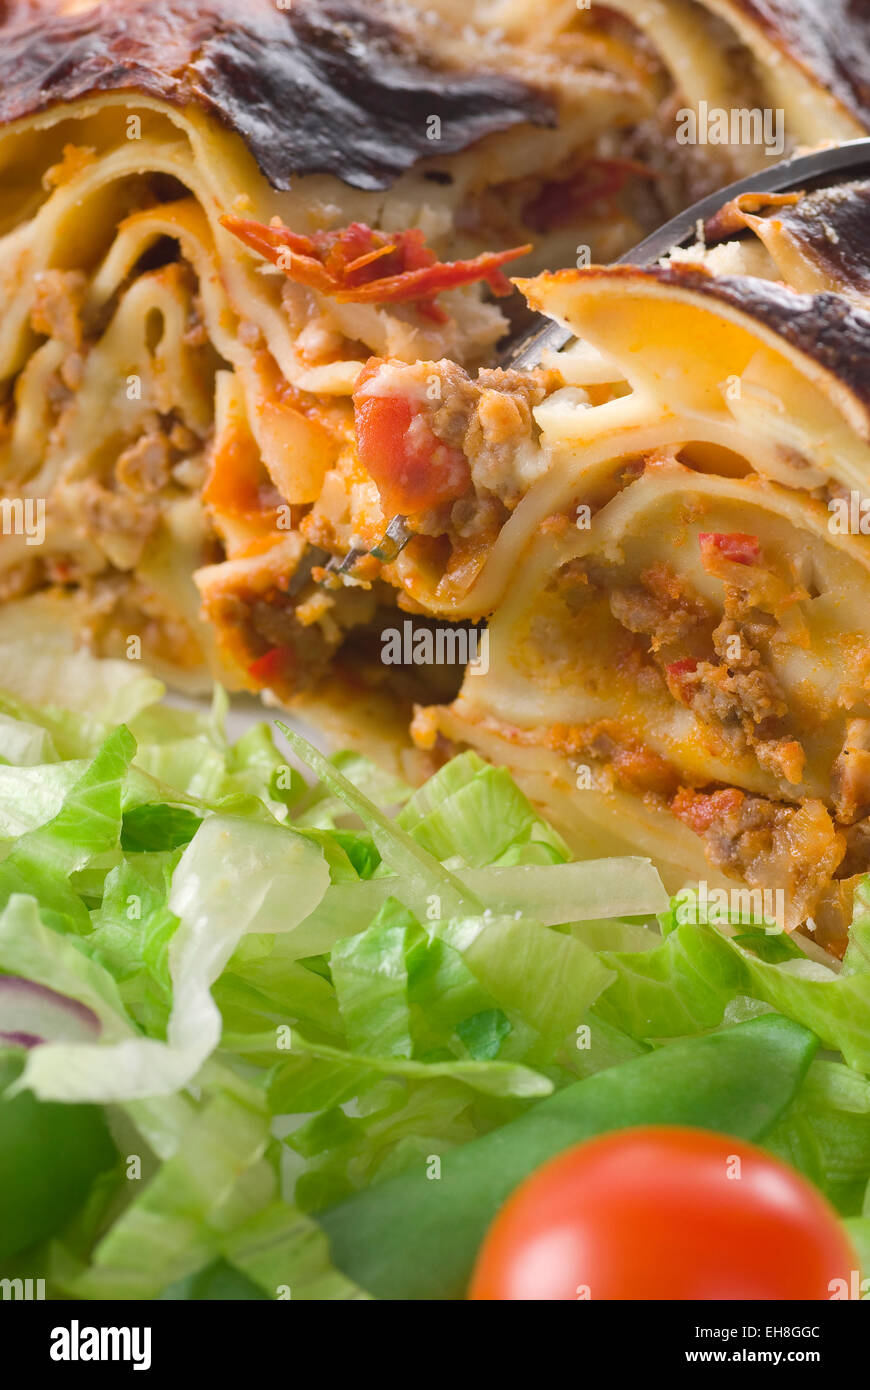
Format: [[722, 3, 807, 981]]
[[1, 648, 870, 1300]]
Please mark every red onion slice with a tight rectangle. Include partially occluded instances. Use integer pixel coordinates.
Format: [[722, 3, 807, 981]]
[[0, 976, 101, 1048]]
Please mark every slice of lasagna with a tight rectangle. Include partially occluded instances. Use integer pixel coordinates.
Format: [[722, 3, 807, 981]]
[[352, 177, 870, 951], [0, 0, 867, 706], [2, 0, 870, 918]]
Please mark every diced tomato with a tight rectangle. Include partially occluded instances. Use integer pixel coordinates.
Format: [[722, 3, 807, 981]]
[[353, 364, 471, 516], [333, 244, 527, 305], [522, 158, 656, 233], [221, 215, 529, 322], [248, 645, 296, 687], [698, 532, 761, 568], [666, 657, 699, 677], [671, 785, 744, 833], [665, 657, 699, 704]]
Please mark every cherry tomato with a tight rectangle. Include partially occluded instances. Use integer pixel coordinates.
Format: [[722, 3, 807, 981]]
[[468, 1126, 856, 1300]]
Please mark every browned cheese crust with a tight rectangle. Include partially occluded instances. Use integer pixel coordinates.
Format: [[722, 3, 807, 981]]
[[729, 0, 870, 123], [0, 0, 556, 190]]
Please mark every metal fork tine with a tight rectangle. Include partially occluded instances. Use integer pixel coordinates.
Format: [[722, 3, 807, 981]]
[[325, 545, 366, 577], [371, 514, 412, 562], [286, 544, 330, 595], [325, 514, 412, 576]]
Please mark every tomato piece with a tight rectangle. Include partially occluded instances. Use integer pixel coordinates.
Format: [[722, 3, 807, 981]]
[[699, 531, 761, 568], [468, 1127, 856, 1300], [665, 656, 699, 704], [522, 158, 654, 232], [671, 785, 744, 833], [332, 244, 529, 304], [353, 371, 471, 516], [248, 645, 296, 687], [221, 214, 528, 321]]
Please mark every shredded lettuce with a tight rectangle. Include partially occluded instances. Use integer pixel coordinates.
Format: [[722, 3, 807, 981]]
[[0, 646, 867, 1300], [597, 908, 870, 1073], [19, 816, 330, 1103]]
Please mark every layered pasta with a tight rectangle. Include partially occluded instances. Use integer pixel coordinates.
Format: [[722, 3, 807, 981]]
[[0, 0, 867, 685], [3, 0, 870, 929], [358, 180, 870, 949]]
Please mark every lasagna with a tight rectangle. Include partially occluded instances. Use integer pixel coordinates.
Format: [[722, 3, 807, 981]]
[[2, 0, 870, 928], [361, 178, 870, 953]]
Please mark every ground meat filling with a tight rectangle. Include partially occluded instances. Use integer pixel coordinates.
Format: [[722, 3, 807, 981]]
[[670, 617, 804, 785], [230, 580, 382, 696], [841, 818, 870, 879], [609, 561, 713, 652], [8, 248, 213, 672], [77, 573, 204, 673], [607, 559, 804, 784], [66, 409, 207, 571], [352, 357, 558, 542], [30, 268, 88, 348], [664, 536, 806, 783], [115, 432, 173, 495], [609, 544, 848, 931], [76, 478, 161, 571], [425, 362, 556, 509], [672, 787, 845, 932]]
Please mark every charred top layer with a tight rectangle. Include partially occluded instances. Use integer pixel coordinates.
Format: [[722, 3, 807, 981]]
[[730, 0, 870, 126], [0, 0, 557, 191], [754, 180, 870, 293], [705, 180, 870, 293]]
